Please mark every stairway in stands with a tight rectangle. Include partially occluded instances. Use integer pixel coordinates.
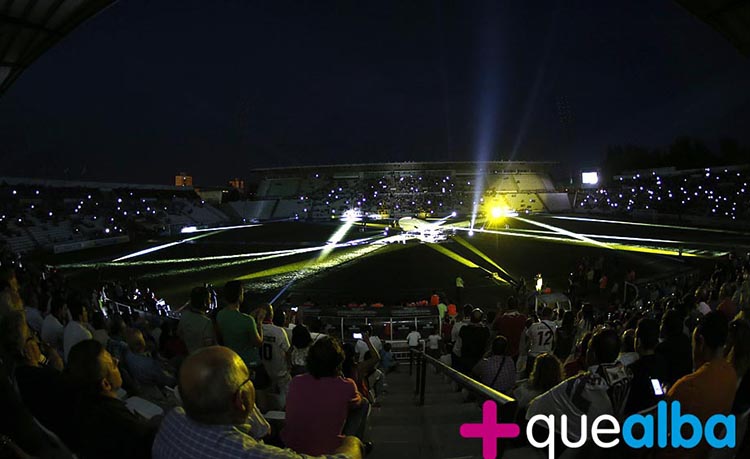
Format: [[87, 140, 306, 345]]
[[367, 366, 485, 459]]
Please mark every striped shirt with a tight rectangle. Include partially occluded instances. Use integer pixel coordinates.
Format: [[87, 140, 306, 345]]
[[153, 407, 350, 459]]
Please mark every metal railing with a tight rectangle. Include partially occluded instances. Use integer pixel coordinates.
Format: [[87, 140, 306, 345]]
[[409, 349, 518, 421]]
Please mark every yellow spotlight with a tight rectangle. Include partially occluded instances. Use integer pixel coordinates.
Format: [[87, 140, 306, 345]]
[[490, 206, 505, 219]]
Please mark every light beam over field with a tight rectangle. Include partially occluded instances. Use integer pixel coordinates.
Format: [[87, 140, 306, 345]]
[[452, 235, 514, 279], [512, 216, 611, 249], [548, 216, 750, 236]]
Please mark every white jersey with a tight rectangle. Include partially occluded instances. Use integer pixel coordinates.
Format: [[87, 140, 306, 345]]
[[526, 320, 557, 357], [261, 323, 291, 378], [355, 336, 383, 361]]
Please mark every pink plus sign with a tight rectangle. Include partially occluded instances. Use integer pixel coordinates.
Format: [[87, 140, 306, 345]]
[[460, 400, 520, 459]]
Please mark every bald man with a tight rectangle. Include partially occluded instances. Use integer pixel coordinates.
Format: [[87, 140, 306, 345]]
[[153, 346, 363, 459]]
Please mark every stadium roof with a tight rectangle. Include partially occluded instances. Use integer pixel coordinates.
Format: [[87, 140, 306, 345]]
[[0, 0, 114, 97], [677, 0, 750, 57], [250, 161, 560, 178]]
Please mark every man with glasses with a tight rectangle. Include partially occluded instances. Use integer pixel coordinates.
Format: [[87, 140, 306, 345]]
[[153, 346, 364, 459]]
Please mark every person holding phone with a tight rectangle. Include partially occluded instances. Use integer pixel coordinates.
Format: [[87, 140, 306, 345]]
[[624, 318, 668, 415]]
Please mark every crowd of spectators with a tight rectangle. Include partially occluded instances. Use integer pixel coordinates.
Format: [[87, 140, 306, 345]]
[[577, 166, 750, 221], [0, 182, 226, 252], [417, 249, 750, 456], [1, 250, 374, 459], [3, 237, 750, 457]]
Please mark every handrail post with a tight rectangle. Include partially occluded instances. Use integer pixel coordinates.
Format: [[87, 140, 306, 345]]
[[419, 351, 427, 406], [409, 349, 413, 376], [414, 352, 421, 396]]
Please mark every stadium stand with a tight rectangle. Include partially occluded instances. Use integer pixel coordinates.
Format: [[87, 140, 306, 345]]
[[0, 178, 230, 253], [249, 161, 570, 220], [576, 165, 750, 222]]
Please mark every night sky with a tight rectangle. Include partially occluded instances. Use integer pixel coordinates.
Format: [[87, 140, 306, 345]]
[[1, 0, 749, 186]]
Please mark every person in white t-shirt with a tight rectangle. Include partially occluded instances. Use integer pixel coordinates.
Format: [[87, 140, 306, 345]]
[[63, 293, 93, 362], [522, 307, 557, 377], [426, 327, 441, 358], [24, 301, 44, 336], [406, 326, 422, 350], [355, 325, 383, 361], [42, 297, 66, 354], [259, 304, 291, 408]]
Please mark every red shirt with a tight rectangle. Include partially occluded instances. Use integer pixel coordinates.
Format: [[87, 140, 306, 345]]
[[492, 311, 527, 358], [430, 294, 440, 307], [282, 374, 362, 455]]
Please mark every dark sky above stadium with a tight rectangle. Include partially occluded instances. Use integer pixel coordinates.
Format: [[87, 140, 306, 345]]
[[1, 0, 750, 186]]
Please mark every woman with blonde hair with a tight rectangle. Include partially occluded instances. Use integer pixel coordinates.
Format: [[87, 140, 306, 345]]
[[512, 352, 564, 410]]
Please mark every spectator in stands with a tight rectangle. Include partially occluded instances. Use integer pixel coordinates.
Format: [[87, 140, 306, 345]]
[[66, 339, 157, 458], [473, 336, 516, 393], [24, 293, 44, 336], [0, 311, 71, 458], [159, 320, 187, 362], [553, 310, 576, 362], [273, 310, 290, 340], [283, 336, 371, 456], [342, 333, 380, 405], [91, 311, 109, 345], [513, 353, 563, 411], [616, 328, 639, 366], [289, 324, 313, 376], [437, 299, 447, 322], [717, 283, 737, 320], [694, 287, 712, 316], [63, 292, 93, 362], [441, 316, 453, 346], [355, 325, 382, 361], [526, 328, 631, 443], [426, 325, 442, 359], [624, 318, 668, 415], [1, 310, 70, 437], [522, 307, 557, 377], [153, 346, 363, 459], [177, 286, 216, 354], [451, 311, 469, 370], [379, 343, 398, 374], [107, 315, 130, 361], [406, 325, 421, 351], [259, 304, 292, 407], [41, 295, 66, 354], [662, 312, 736, 459], [216, 281, 265, 371], [574, 303, 595, 344], [726, 318, 750, 413], [656, 309, 693, 386], [124, 329, 176, 389], [460, 308, 491, 372], [491, 296, 527, 361]]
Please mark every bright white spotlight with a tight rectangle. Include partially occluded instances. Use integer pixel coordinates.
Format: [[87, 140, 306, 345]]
[[181, 226, 198, 233], [468, 230, 475, 237], [582, 171, 599, 185], [450, 211, 457, 217]]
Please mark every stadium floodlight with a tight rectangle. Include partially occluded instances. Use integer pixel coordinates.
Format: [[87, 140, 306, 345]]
[[582, 171, 599, 185], [490, 206, 505, 219]]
